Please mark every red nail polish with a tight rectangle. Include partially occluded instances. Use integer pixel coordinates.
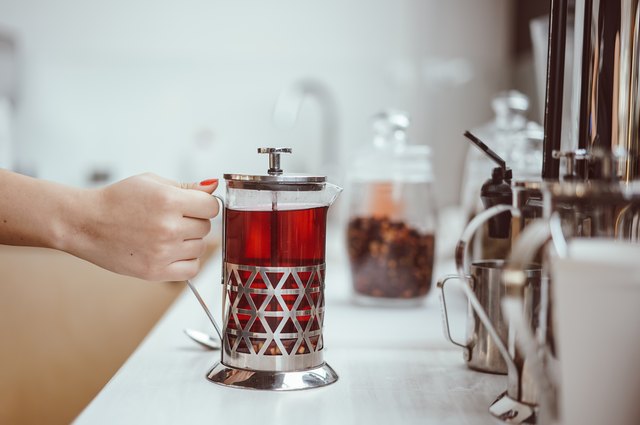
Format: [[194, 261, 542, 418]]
[[199, 178, 218, 186]]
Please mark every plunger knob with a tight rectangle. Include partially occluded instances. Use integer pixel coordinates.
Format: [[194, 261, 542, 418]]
[[258, 147, 292, 175]]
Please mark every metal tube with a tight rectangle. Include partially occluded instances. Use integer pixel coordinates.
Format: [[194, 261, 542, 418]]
[[542, 0, 569, 180], [269, 154, 280, 174], [576, 0, 593, 179]]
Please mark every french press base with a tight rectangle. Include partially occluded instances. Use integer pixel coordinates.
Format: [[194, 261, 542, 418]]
[[207, 362, 339, 391]]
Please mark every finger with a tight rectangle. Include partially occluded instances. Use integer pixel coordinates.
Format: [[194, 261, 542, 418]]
[[180, 190, 220, 219], [148, 174, 219, 194], [180, 217, 211, 240], [164, 258, 201, 281], [174, 238, 207, 261], [181, 179, 219, 194]]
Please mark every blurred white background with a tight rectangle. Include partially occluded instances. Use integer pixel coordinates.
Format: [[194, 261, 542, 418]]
[[0, 0, 512, 207]]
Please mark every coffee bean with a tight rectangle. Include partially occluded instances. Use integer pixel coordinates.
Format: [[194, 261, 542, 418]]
[[347, 216, 435, 299]]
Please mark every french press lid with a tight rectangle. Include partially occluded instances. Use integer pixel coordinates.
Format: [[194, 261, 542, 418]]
[[223, 147, 326, 191]]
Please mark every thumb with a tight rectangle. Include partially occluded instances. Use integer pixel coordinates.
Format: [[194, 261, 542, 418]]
[[182, 178, 220, 194]]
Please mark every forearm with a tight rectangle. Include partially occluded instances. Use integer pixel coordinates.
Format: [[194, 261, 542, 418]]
[[0, 170, 218, 281], [0, 169, 91, 251]]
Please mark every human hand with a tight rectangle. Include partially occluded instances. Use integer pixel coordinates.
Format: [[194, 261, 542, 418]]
[[65, 173, 220, 281]]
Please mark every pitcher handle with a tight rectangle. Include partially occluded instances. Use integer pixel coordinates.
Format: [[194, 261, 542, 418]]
[[453, 204, 521, 382], [437, 274, 473, 360], [455, 204, 519, 276], [184, 194, 226, 341]]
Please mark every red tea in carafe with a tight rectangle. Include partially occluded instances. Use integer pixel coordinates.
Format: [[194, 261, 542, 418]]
[[224, 204, 328, 354], [225, 205, 328, 267]]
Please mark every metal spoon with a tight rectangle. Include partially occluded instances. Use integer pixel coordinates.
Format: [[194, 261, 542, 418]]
[[183, 328, 221, 350]]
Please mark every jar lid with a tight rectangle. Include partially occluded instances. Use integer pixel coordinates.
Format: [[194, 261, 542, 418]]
[[349, 111, 434, 182], [224, 147, 326, 191]]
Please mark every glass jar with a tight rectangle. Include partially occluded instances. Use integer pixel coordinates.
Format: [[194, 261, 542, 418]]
[[345, 110, 437, 306]]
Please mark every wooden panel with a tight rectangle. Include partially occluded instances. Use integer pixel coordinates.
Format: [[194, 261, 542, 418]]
[[0, 246, 184, 425]]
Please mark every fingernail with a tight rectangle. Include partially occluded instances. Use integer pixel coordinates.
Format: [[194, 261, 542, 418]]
[[199, 179, 218, 186]]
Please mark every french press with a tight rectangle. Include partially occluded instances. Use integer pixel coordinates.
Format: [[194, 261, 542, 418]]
[[187, 147, 342, 390]]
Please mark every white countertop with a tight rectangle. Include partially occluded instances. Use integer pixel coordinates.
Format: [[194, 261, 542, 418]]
[[75, 233, 506, 425]]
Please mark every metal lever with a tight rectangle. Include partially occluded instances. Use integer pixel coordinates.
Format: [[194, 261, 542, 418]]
[[464, 130, 508, 170], [258, 147, 292, 175]]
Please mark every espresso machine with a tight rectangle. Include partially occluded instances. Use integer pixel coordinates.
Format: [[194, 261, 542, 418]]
[[540, 0, 640, 241], [491, 0, 640, 423], [439, 0, 640, 423], [543, 0, 640, 184]]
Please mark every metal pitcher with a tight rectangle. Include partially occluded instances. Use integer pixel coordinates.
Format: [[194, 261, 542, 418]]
[[438, 205, 542, 382]]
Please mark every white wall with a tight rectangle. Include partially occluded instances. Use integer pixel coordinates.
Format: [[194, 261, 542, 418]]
[[0, 0, 511, 206]]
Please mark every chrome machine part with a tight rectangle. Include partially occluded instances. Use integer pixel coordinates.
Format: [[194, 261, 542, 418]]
[[576, 0, 640, 182], [543, 0, 640, 182]]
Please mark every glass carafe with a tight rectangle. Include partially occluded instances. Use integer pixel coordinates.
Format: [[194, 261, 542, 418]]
[[345, 111, 437, 306]]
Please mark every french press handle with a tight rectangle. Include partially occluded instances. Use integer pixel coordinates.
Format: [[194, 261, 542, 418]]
[[184, 194, 227, 341]]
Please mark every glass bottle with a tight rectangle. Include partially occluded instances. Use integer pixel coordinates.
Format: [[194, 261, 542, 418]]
[[345, 110, 437, 307], [460, 91, 543, 260], [461, 91, 543, 220]]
